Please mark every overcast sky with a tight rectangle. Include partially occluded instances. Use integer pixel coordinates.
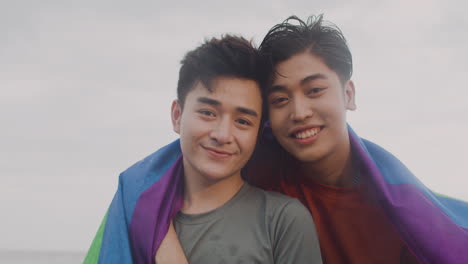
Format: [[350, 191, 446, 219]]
[[1, 0, 467, 253]]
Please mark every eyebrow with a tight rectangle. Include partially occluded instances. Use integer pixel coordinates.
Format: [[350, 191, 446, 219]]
[[236, 107, 258, 118], [300, 73, 327, 86], [268, 73, 328, 94], [197, 97, 259, 118], [197, 97, 220, 106]]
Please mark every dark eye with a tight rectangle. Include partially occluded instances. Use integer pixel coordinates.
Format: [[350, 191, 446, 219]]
[[236, 119, 252, 126], [270, 96, 289, 106], [198, 110, 215, 117], [307, 88, 325, 95]]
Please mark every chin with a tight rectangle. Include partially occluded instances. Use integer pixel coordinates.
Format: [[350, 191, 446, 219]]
[[287, 147, 325, 163], [199, 167, 234, 182]]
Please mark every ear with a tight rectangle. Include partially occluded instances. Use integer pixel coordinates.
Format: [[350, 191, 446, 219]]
[[171, 100, 182, 134], [344, 80, 357, 111]]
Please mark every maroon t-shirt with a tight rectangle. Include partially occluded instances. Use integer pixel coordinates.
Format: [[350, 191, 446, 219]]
[[273, 172, 420, 264]]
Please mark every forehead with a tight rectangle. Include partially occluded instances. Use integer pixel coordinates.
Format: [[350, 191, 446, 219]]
[[272, 52, 339, 87], [186, 77, 262, 111]]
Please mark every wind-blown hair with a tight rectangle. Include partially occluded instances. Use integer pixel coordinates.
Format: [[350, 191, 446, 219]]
[[259, 15, 353, 84], [177, 35, 265, 108]]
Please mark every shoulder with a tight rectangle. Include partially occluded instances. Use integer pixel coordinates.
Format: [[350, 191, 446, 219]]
[[359, 138, 416, 185], [247, 184, 310, 219], [119, 139, 181, 187], [116, 140, 182, 217], [252, 187, 317, 249]]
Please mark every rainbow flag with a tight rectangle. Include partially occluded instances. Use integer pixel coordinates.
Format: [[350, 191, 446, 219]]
[[84, 126, 468, 263]]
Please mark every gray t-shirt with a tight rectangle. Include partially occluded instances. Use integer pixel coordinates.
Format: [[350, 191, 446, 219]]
[[174, 183, 322, 264]]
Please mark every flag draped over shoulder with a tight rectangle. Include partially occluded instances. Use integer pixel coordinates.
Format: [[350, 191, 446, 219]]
[[84, 126, 468, 264], [349, 128, 468, 264], [83, 140, 183, 264]]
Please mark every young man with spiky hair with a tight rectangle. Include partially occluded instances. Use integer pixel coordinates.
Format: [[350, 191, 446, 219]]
[[84, 35, 322, 264], [249, 15, 468, 263], [250, 15, 420, 263], [160, 35, 321, 264]]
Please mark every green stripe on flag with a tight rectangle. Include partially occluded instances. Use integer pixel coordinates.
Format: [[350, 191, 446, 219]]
[[83, 212, 108, 264]]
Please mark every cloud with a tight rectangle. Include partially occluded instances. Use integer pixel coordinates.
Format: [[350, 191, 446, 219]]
[[1, 0, 467, 252]]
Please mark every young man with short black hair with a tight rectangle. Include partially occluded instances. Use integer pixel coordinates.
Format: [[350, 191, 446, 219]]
[[84, 35, 322, 264], [163, 35, 321, 264], [250, 15, 467, 263]]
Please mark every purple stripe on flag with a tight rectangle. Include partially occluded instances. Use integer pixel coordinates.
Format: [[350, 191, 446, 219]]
[[129, 156, 184, 264], [351, 134, 468, 264]]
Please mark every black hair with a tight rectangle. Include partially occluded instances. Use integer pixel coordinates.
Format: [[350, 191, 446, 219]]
[[259, 15, 353, 84], [177, 35, 266, 108]]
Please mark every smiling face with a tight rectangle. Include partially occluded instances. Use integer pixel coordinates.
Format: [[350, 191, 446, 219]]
[[267, 51, 356, 164], [172, 77, 262, 184]]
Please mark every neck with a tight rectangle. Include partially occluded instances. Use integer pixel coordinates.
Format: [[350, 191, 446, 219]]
[[181, 169, 244, 215], [301, 136, 358, 187]]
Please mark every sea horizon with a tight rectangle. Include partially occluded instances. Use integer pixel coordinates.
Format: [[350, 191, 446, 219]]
[[0, 250, 85, 264]]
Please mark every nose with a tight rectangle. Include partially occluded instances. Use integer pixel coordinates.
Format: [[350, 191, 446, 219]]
[[209, 118, 233, 145], [290, 97, 313, 122]]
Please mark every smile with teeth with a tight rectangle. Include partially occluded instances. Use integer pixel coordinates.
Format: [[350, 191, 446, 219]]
[[293, 127, 321, 139]]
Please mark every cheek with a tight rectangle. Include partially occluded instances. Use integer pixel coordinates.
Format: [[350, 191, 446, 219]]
[[320, 105, 347, 129], [271, 125, 283, 141], [268, 108, 287, 130], [316, 95, 343, 117], [180, 117, 206, 141], [238, 131, 258, 154]]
